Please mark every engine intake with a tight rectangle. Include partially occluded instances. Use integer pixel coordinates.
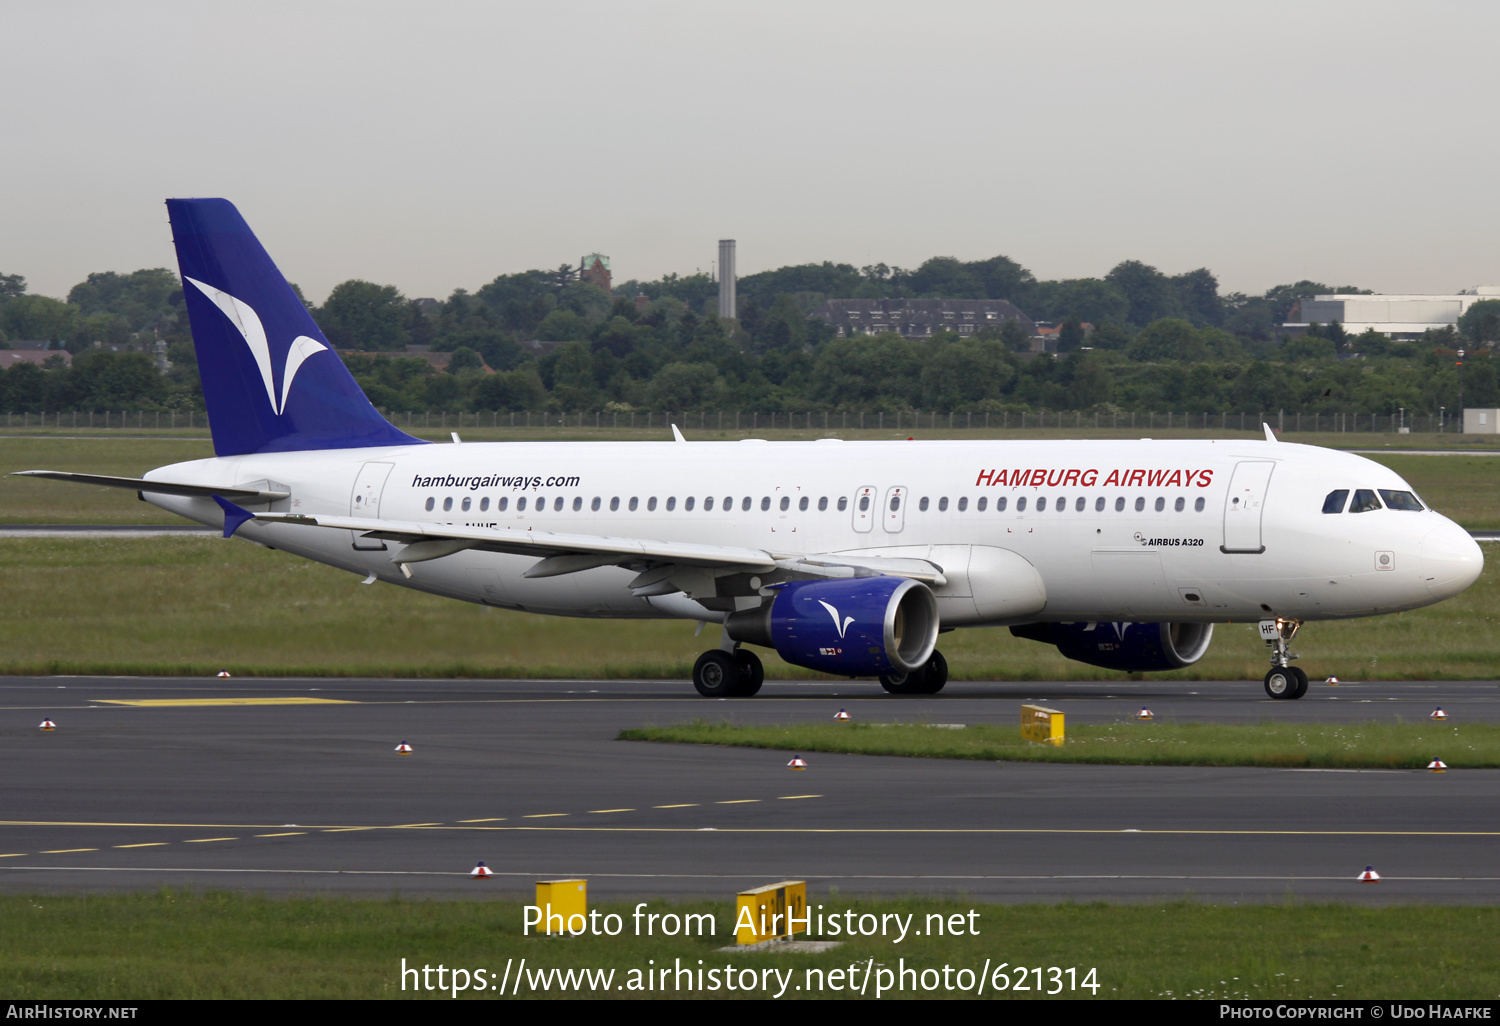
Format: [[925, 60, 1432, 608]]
[[726, 577, 939, 677], [1010, 621, 1214, 672]]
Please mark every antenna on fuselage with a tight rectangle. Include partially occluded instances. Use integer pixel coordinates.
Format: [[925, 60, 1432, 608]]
[[1262, 423, 1278, 442], [671, 424, 686, 443]]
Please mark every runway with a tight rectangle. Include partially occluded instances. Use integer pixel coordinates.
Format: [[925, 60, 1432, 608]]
[[4, 675, 1499, 904]]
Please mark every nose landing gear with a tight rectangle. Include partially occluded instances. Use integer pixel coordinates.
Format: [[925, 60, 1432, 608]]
[[1260, 618, 1308, 699]]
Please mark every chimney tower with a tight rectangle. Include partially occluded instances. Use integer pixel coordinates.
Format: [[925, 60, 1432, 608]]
[[717, 239, 736, 321]]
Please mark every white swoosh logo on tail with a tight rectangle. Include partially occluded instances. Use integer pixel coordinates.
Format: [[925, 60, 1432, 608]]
[[185, 276, 326, 415]]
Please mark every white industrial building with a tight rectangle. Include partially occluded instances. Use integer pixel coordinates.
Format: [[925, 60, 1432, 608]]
[[1288, 287, 1500, 340]]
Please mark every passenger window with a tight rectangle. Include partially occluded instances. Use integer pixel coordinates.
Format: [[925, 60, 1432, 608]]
[[535, 497, 544, 510], [629, 497, 639, 511], [798, 496, 808, 511], [647, 497, 657, 511], [1154, 497, 1165, 512], [977, 496, 988, 512], [703, 496, 713, 511], [741, 497, 752, 512], [1055, 495, 1064, 511], [995, 496, 1007, 512], [890, 495, 901, 511], [780, 496, 790, 511], [496, 496, 508, 512], [938, 497, 948, 511], [425, 497, 435, 512], [1322, 490, 1349, 514], [516, 497, 527, 512], [1135, 497, 1145, 512], [957, 497, 968, 511], [1094, 496, 1105, 512], [554, 497, 564, 511], [610, 497, 620, 511], [919, 496, 930, 512], [1017, 497, 1027, 512], [1115, 497, 1125, 512], [1174, 496, 1185, 512], [666, 497, 676, 511], [837, 497, 848, 511], [818, 497, 828, 511], [1076, 496, 1086, 512], [1349, 489, 1382, 513], [480, 497, 490, 512], [685, 497, 695, 511], [461, 496, 471, 512], [1379, 489, 1423, 511], [1037, 497, 1047, 512], [1194, 496, 1205, 512], [443, 497, 454, 512], [573, 497, 582, 511], [761, 496, 772, 511], [591, 497, 601, 511]]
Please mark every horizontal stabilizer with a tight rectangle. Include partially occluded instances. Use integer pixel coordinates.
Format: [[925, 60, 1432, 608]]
[[12, 470, 290, 502]]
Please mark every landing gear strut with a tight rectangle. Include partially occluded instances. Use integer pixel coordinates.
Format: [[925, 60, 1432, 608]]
[[1261, 618, 1308, 700], [880, 650, 948, 695]]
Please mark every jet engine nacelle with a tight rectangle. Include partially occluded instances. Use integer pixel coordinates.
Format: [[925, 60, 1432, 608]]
[[726, 577, 939, 677], [1010, 621, 1214, 672]]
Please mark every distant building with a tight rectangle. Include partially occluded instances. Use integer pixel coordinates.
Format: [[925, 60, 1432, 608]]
[[0, 349, 71, 370], [1285, 287, 1500, 340], [581, 254, 611, 293], [811, 298, 1034, 339], [718, 240, 736, 320]]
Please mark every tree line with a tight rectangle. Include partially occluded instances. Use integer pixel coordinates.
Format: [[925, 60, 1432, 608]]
[[1, 255, 1496, 417]]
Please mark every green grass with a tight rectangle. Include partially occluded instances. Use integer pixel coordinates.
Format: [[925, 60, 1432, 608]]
[[0, 536, 1493, 679], [2, 892, 1498, 999], [622, 720, 1496, 769]]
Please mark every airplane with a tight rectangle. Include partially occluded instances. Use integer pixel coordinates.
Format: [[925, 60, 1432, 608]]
[[14, 199, 1485, 699]]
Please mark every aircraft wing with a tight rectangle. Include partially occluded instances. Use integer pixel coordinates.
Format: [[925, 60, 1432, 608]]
[[11, 470, 290, 502], [251, 511, 947, 591]]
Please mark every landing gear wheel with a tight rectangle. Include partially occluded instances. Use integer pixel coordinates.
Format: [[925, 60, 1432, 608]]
[[733, 649, 764, 697], [693, 650, 741, 698], [879, 669, 926, 694], [1264, 666, 1298, 699], [1288, 666, 1309, 699], [918, 650, 948, 694]]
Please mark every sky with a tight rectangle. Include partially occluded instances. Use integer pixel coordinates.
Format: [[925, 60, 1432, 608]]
[[4, 0, 1499, 304]]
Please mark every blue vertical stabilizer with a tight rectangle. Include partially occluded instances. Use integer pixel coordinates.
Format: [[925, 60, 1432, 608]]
[[166, 198, 425, 456]]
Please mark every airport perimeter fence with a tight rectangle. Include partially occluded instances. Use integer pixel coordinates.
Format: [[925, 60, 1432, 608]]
[[0, 408, 1463, 434]]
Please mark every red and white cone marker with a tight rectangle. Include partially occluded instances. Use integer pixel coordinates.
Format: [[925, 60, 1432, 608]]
[[470, 861, 493, 879], [394, 741, 413, 753], [1136, 707, 1154, 721], [1428, 759, 1447, 773], [216, 670, 232, 678], [1358, 865, 1381, 882], [39, 718, 56, 731], [834, 708, 850, 721], [1324, 676, 1340, 685], [1431, 707, 1448, 721], [788, 756, 808, 770]]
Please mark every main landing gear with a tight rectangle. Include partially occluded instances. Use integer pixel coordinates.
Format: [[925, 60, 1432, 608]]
[[1261, 618, 1308, 700], [692, 647, 764, 698], [879, 650, 949, 695]]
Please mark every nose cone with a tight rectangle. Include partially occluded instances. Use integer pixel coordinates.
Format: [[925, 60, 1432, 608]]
[[1421, 522, 1484, 601]]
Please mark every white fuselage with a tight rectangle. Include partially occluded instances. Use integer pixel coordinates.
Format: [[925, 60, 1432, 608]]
[[141, 437, 1482, 628]]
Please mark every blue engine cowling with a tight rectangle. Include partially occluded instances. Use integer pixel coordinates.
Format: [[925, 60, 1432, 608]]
[[1009, 621, 1214, 672], [725, 577, 939, 677]]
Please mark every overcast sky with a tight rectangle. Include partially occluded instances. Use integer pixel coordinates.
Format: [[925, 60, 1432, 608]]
[[4, 0, 1498, 304]]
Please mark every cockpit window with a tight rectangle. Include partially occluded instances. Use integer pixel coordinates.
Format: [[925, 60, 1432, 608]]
[[1322, 489, 1349, 514], [1378, 489, 1423, 511], [1349, 489, 1382, 513]]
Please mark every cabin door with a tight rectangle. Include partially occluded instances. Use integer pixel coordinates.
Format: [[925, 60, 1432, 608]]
[[349, 461, 393, 550], [1221, 460, 1274, 554]]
